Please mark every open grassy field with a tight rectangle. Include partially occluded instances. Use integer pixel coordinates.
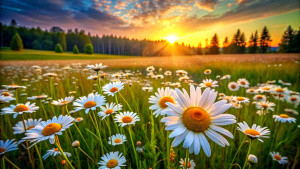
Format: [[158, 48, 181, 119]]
[[0, 49, 299, 169]]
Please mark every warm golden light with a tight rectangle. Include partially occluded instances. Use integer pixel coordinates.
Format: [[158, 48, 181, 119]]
[[166, 35, 176, 43]]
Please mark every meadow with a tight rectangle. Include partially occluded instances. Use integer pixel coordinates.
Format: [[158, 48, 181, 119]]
[[0, 50, 299, 169]]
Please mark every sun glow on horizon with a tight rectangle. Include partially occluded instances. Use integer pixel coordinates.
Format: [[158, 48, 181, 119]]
[[166, 35, 177, 43]]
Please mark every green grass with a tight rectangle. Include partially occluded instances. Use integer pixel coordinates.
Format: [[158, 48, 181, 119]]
[[0, 58, 299, 169], [0, 48, 135, 60]]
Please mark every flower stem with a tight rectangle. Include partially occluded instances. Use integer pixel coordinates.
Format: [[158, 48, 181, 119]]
[[34, 145, 44, 169], [3, 156, 20, 169], [185, 148, 189, 169], [78, 147, 99, 166], [54, 142, 75, 169], [119, 92, 133, 112], [242, 140, 252, 169], [21, 114, 35, 169], [230, 136, 246, 169], [128, 126, 139, 168]]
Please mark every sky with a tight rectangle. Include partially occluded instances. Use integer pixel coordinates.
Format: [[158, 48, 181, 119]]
[[0, 0, 299, 47]]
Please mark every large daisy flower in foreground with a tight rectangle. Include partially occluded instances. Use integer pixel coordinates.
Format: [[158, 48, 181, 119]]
[[108, 134, 127, 146], [52, 96, 74, 106], [23, 115, 74, 147], [114, 112, 140, 127], [13, 118, 42, 134], [161, 86, 235, 156], [0, 139, 18, 155], [273, 114, 296, 123], [98, 151, 126, 169], [199, 79, 218, 88], [270, 152, 288, 165], [98, 103, 122, 120], [1, 102, 39, 118], [86, 63, 108, 71], [237, 121, 270, 142], [42, 148, 71, 160], [73, 93, 106, 114], [103, 82, 124, 96], [149, 87, 176, 117]]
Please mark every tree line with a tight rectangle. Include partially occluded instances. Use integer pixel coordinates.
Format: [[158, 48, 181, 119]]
[[1, 19, 299, 55]]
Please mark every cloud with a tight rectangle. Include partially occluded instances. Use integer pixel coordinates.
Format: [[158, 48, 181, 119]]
[[195, 0, 219, 12]]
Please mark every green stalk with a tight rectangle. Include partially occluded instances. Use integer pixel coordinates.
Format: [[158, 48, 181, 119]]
[[119, 92, 133, 112], [128, 126, 139, 168], [21, 114, 35, 169], [92, 110, 104, 156], [78, 147, 99, 166], [55, 142, 75, 169], [185, 148, 189, 169], [242, 140, 252, 169], [230, 136, 246, 169], [34, 145, 44, 169], [3, 156, 20, 169]]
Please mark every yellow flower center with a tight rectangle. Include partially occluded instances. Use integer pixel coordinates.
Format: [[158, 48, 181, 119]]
[[106, 159, 118, 168], [27, 126, 35, 130], [262, 87, 270, 90], [93, 76, 98, 80], [114, 138, 122, 143], [84, 101, 96, 108], [249, 89, 255, 92], [159, 96, 175, 109], [256, 95, 263, 99], [231, 84, 236, 89], [42, 123, 62, 136], [54, 148, 59, 152], [205, 82, 212, 87], [183, 162, 192, 168], [261, 104, 268, 108], [76, 118, 82, 121], [0, 148, 6, 153], [10, 84, 19, 87], [122, 116, 133, 123], [205, 70, 210, 73], [236, 97, 245, 101], [290, 97, 297, 101], [244, 129, 260, 136], [105, 109, 114, 115], [275, 88, 284, 93], [61, 101, 69, 104], [2, 92, 10, 96], [274, 155, 281, 161], [279, 114, 289, 118], [219, 93, 224, 96], [241, 81, 246, 85], [110, 87, 118, 93], [14, 105, 29, 112], [182, 107, 210, 132]]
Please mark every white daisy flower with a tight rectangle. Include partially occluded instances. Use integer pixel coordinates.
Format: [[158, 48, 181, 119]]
[[272, 87, 289, 95], [98, 103, 122, 120], [86, 63, 108, 71], [98, 151, 126, 169], [199, 79, 218, 88], [114, 112, 140, 127], [256, 101, 276, 111], [0, 139, 18, 155], [52, 96, 74, 106], [142, 86, 153, 92], [74, 117, 84, 122], [284, 109, 298, 115], [164, 71, 172, 76], [87, 75, 99, 80], [1, 102, 39, 118], [42, 148, 71, 160], [161, 86, 235, 156], [179, 158, 196, 169], [279, 80, 291, 86], [149, 87, 176, 117], [232, 103, 242, 109], [176, 70, 188, 76], [204, 69, 212, 75], [273, 114, 296, 123], [237, 121, 270, 142], [108, 134, 127, 146], [0, 95, 15, 104], [221, 75, 231, 80], [112, 73, 122, 79], [73, 92, 106, 114], [1, 91, 14, 97], [253, 95, 266, 101], [228, 82, 239, 91], [155, 75, 164, 79], [285, 95, 300, 107], [237, 78, 249, 88], [146, 66, 155, 72], [27, 95, 48, 100], [232, 96, 250, 104], [259, 85, 274, 93], [43, 73, 57, 77], [103, 82, 124, 96], [2, 84, 26, 89], [270, 152, 288, 165], [246, 89, 258, 95], [13, 118, 42, 134], [23, 115, 74, 147]]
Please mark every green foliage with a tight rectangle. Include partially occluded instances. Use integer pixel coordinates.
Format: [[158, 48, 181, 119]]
[[248, 31, 259, 53], [55, 43, 63, 53], [279, 26, 300, 53], [209, 33, 220, 54], [259, 26, 272, 53], [10, 33, 23, 51], [85, 43, 93, 54], [73, 45, 79, 54]]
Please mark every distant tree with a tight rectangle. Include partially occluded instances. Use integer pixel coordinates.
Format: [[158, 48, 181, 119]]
[[278, 26, 299, 53], [50, 26, 64, 33], [73, 45, 79, 54], [223, 37, 229, 54], [204, 38, 210, 55], [10, 33, 23, 51], [239, 32, 246, 53], [209, 33, 219, 54], [197, 42, 203, 55], [259, 26, 272, 53], [55, 43, 63, 53], [248, 31, 258, 53], [10, 19, 17, 27], [85, 43, 93, 54]]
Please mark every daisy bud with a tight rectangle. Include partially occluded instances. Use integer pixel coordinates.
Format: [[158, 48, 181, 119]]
[[137, 141, 142, 147], [72, 140, 80, 148], [244, 140, 249, 144], [248, 154, 258, 164], [61, 160, 66, 166]]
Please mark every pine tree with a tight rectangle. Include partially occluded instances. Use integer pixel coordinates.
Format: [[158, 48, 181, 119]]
[[73, 45, 79, 54], [210, 33, 219, 54], [260, 26, 272, 53], [279, 25, 295, 53], [55, 43, 63, 53], [197, 42, 203, 55], [10, 33, 23, 51], [223, 37, 229, 54], [85, 44, 93, 54], [239, 32, 246, 53]]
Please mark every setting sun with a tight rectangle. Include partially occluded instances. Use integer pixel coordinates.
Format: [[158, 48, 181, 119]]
[[166, 35, 176, 43]]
